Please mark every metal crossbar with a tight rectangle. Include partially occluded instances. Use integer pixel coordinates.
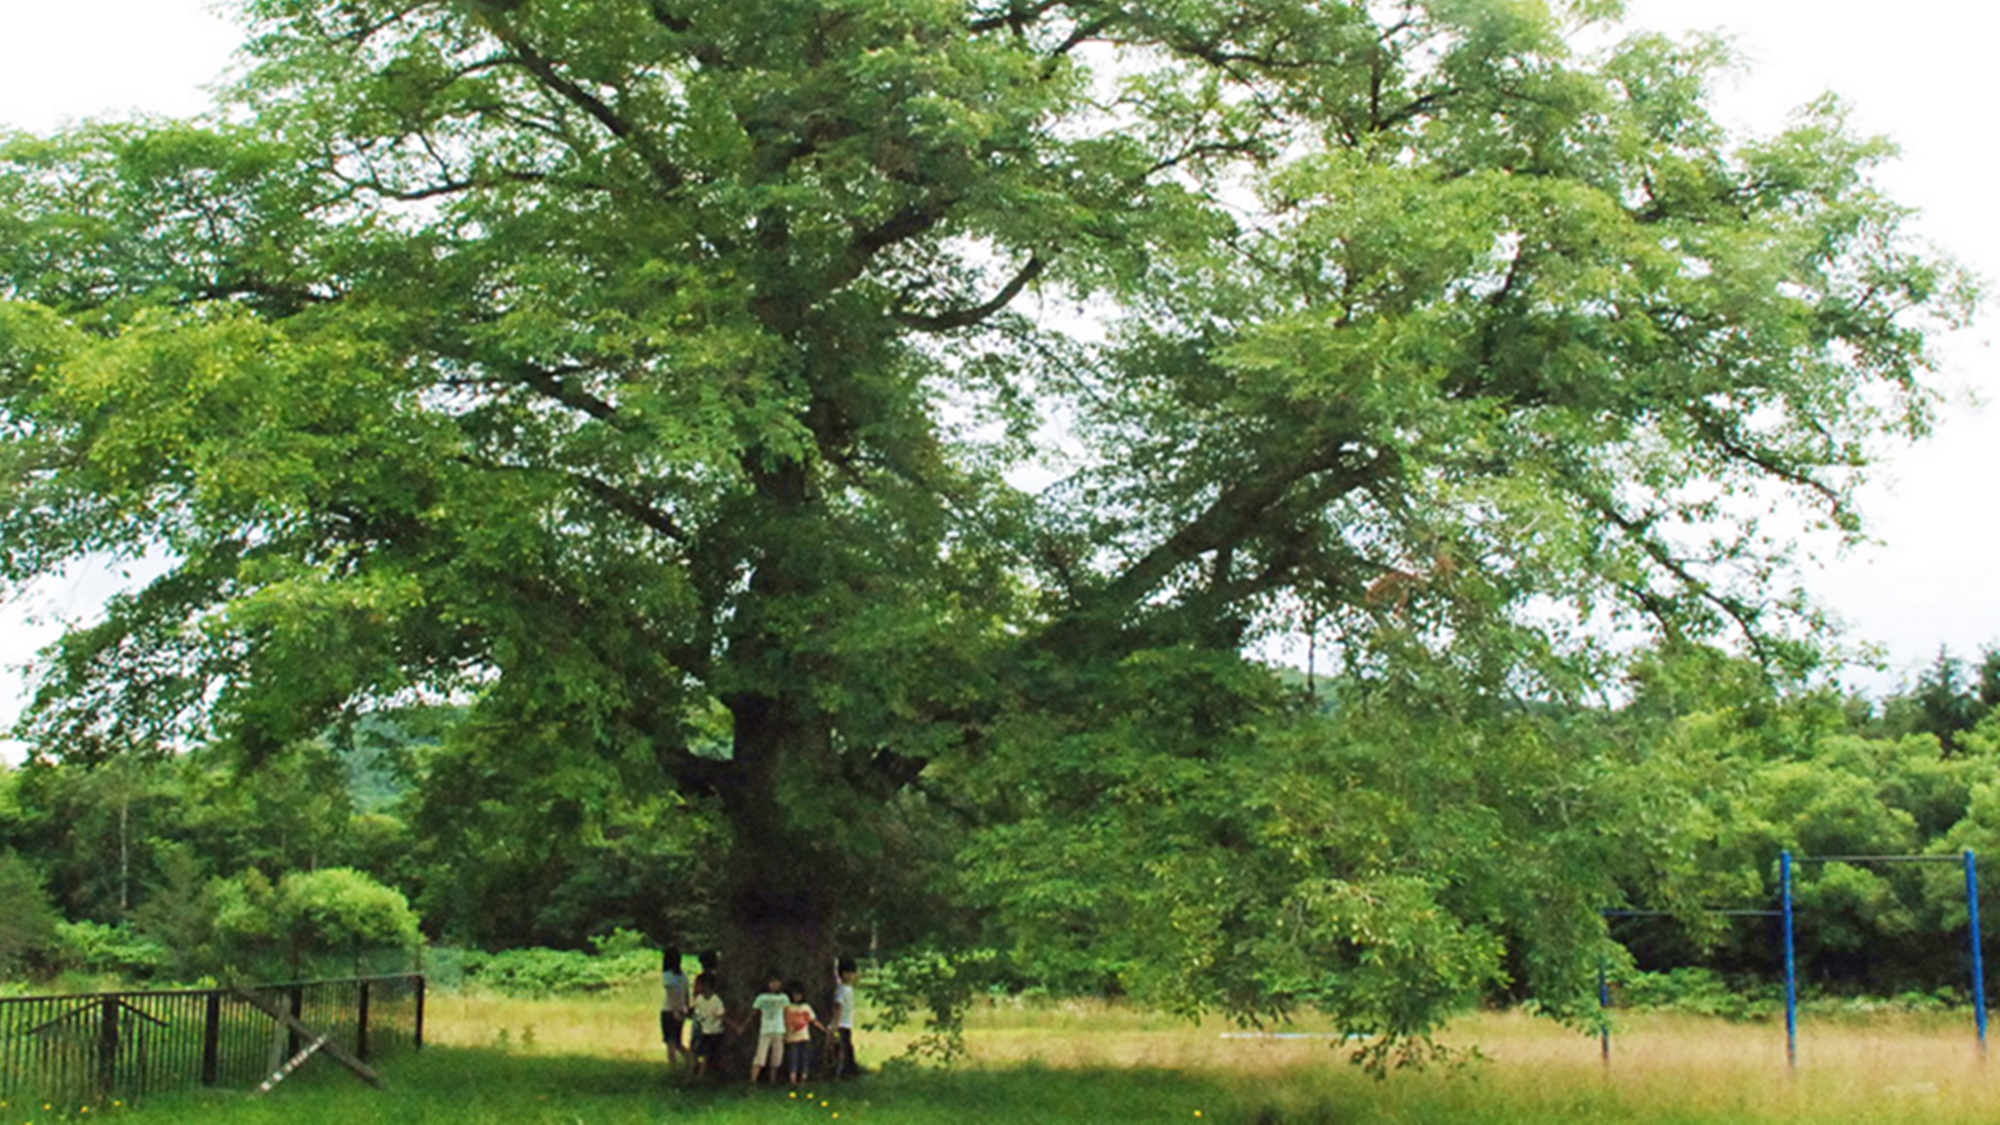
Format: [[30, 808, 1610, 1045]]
[[1602, 909, 1782, 918], [1800, 854, 1964, 864], [16, 999, 171, 1039]]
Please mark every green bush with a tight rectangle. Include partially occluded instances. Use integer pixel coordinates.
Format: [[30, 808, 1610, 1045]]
[[278, 867, 422, 951], [208, 866, 422, 978], [587, 927, 652, 958], [1617, 968, 1782, 1021], [865, 947, 1001, 1065], [1800, 988, 1957, 1021], [459, 945, 656, 996], [53, 919, 171, 977]]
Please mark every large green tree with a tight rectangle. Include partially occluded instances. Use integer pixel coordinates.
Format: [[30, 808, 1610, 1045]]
[[0, 0, 1968, 1026]]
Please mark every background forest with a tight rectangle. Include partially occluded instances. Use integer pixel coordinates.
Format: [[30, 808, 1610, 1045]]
[[6, 641, 1999, 1025]]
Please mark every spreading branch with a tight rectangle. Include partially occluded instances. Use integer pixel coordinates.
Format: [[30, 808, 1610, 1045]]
[[1091, 442, 1379, 620], [504, 362, 625, 424], [474, 7, 689, 193], [895, 255, 1045, 331]]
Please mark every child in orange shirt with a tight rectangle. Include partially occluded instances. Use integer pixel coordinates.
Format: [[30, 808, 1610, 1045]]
[[782, 979, 826, 1085]]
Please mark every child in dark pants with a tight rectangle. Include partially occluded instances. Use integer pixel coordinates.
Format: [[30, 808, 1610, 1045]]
[[782, 980, 825, 1085], [830, 956, 860, 1078], [660, 948, 691, 1067], [688, 973, 732, 1079]]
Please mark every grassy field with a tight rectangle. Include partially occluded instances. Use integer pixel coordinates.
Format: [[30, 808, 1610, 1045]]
[[15, 992, 2000, 1123]]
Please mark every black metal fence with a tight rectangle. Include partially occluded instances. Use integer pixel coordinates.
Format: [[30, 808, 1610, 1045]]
[[0, 974, 424, 1103]]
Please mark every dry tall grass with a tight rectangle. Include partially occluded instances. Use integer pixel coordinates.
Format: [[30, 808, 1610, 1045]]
[[425, 988, 2000, 1122], [425, 989, 668, 1059], [1448, 1010, 2000, 1123]]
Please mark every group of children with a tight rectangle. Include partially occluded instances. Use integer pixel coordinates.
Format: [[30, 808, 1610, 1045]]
[[660, 948, 861, 1085]]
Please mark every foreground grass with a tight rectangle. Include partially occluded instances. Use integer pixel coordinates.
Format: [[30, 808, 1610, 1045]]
[[80, 1051, 1235, 1125], [56, 995, 2000, 1124]]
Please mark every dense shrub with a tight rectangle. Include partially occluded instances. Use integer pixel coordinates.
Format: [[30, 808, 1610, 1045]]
[[458, 930, 657, 995], [53, 919, 171, 978], [1617, 969, 1782, 1021], [208, 866, 423, 978]]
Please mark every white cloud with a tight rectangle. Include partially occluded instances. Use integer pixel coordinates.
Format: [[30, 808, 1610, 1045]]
[[0, 0, 239, 132]]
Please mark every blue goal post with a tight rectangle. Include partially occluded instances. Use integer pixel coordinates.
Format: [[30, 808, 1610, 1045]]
[[1595, 907, 1780, 1068], [1596, 850, 1988, 1072], [1783, 850, 1989, 1069]]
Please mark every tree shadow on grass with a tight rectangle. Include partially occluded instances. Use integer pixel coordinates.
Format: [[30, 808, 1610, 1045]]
[[755, 1061, 1255, 1123], [393, 1049, 1248, 1120], [171, 1047, 1301, 1123]]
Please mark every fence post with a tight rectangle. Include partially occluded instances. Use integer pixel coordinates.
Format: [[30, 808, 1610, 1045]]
[[287, 987, 304, 1060], [201, 992, 223, 1087], [413, 976, 426, 1050], [97, 996, 120, 1098], [356, 980, 372, 1062]]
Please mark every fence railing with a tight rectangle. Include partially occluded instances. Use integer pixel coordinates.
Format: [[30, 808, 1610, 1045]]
[[0, 974, 424, 1103]]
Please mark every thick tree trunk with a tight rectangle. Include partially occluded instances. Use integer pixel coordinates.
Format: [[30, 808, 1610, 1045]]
[[710, 690, 844, 1080], [716, 848, 837, 1080]]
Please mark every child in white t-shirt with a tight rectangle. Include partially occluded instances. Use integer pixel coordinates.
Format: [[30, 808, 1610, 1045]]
[[748, 973, 790, 1084], [689, 973, 731, 1078], [829, 956, 859, 1078], [660, 948, 691, 1067]]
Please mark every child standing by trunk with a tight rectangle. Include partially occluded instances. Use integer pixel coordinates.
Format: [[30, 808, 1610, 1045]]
[[689, 972, 732, 1079], [829, 956, 860, 1078], [748, 972, 790, 1084], [782, 980, 826, 1085], [660, 948, 691, 1068]]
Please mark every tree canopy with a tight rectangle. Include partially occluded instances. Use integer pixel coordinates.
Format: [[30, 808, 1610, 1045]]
[[0, 0, 1971, 1037]]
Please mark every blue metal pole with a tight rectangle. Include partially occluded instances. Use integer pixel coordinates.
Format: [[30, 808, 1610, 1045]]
[[1599, 956, 1611, 1068], [1967, 850, 1988, 1058], [1782, 849, 1797, 1072]]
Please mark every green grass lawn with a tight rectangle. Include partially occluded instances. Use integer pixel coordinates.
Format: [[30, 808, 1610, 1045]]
[[12, 999, 2000, 1123], [32, 1050, 1237, 1125]]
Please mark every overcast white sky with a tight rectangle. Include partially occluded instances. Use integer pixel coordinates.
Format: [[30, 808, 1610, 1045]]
[[1, 0, 1995, 751]]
